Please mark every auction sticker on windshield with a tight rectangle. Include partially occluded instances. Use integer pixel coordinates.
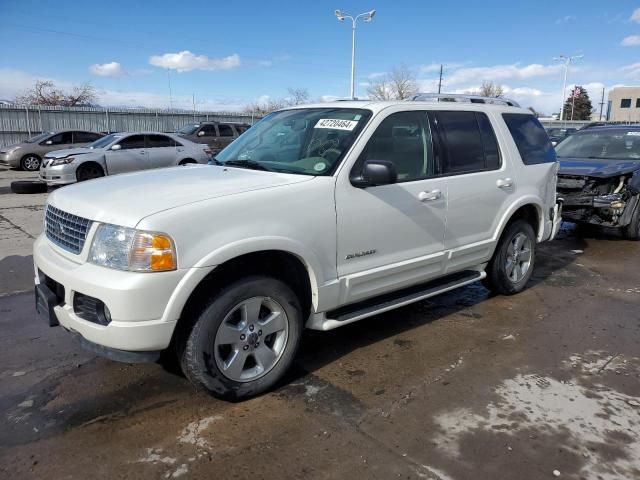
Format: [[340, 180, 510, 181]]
[[314, 119, 358, 131]]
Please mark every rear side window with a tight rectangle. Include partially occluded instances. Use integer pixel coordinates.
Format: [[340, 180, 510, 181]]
[[146, 134, 176, 148], [433, 111, 500, 174], [502, 113, 556, 165], [218, 124, 234, 137], [117, 135, 145, 150], [74, 132, 102, 143]]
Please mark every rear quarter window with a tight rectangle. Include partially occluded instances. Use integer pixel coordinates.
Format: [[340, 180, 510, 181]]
[[502, 113, 556, 165]]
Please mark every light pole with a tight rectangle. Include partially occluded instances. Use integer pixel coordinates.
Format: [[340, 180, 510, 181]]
[[335, 9, 376, 100], [553, 54, 583, 121]]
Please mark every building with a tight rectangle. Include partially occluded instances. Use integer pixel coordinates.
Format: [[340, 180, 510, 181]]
[[607, 87, 640, 122]]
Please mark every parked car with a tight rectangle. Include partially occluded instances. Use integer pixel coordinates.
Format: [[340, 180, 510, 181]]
[[177, 121, 250, 154], [0, 130, 104, 171], [556, 125, 640, 239], [34, 96, 561, 399], [39, 132, 211, 185], [545, 127, 577, 146]]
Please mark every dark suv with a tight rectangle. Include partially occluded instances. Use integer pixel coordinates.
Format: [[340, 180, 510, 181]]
[[176, 122, 250, 154]]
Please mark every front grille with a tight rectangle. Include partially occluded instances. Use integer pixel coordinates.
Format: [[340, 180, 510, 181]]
[[45, 205, 92, 254]]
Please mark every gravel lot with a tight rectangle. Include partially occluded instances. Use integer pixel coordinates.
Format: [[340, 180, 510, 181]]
[[1, 165, 639, 480]]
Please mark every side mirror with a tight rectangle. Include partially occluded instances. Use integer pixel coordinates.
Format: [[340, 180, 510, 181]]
[[351, 160, 397, 188], [110, 144, 121, 151], [197, 131, 205, 137], [45, 140, 53, 145]]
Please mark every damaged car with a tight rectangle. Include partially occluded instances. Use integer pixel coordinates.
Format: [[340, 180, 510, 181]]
[[556, 126, 640, 239]]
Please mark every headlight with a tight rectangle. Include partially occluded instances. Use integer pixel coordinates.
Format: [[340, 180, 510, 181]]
[[50, 157, 75, 166], [88, 224, 177, 272]]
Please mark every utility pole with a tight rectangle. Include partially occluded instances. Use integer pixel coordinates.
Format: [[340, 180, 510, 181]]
[[192, 93, 196, 121], [167, 69, 173, 110], [553, 54, 583, 121], [599, 87, 605, 121], [438, 64, 443, 94]]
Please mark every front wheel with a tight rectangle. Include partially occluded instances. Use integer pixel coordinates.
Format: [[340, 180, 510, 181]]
[[484, 219, 536, 295], [622, 202, 640, 240], [20, 154, 41, 171], [179, 276, 303, 400], [76, 163, 104, 182]]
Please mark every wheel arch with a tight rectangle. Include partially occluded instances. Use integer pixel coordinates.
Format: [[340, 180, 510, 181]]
[[76, 160, 106, 177], [495, 197, 545, 243]]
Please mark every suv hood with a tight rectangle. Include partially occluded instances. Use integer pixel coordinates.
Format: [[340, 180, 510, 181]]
[[44, 147, 95, 159], [48, 165, 314, 228], [558, 157, 640, 178]]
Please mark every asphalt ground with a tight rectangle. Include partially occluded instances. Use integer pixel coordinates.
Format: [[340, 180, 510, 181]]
[[1, 164, 639, 480]]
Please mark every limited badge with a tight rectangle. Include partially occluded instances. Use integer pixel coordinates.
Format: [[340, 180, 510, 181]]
[[314, 162, 327, 172]]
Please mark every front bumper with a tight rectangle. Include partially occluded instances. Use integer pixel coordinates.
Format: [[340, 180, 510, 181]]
[[40, 164, 77, 185], [33, 234, 185, 352], [0, 151, 20, 167]]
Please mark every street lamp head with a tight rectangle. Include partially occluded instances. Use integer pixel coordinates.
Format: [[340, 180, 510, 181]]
[[363, 9, 376, 22], [335, 9, 345, 21]]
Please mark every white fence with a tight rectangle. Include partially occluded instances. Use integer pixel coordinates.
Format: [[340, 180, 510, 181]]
[[0, 104, 257, 147]]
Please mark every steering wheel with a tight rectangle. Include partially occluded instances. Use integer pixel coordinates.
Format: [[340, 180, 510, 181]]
[[320, 148, 342, 163]]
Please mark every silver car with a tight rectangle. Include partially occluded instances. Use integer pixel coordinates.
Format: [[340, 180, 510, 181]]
[[40, 132, 211, 185]]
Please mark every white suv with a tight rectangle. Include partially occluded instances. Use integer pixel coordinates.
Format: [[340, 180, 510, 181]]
[[34, 95, 562, 399]]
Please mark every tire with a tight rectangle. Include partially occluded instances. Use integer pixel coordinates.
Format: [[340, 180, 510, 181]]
[[179, 276, 303, 400], [179, 159, 196, 166], [484, 219, 536, 295], [20, 154, 41, 171], [10, 180, 48, 194], [622, 206, 640, 240], [76, 163, 105, 182]]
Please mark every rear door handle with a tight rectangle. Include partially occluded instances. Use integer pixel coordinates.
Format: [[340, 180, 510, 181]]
[[496, 178, 513, 188], [419, 189, 442, 202]]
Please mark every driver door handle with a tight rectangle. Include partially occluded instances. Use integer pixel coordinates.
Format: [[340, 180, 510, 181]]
[[497, 178, 513, 188], [419, 189, 442, 202]]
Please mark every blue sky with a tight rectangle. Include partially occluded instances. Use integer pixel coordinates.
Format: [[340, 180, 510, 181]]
[[1, 0, 639, 115]]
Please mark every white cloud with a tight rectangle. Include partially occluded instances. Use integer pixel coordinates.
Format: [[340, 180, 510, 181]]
[[621, 35, 640, 46], [367, 71, 387, 79], [631, 8, 640, 23], [89, 61, 125, 77], [445, 63, 563, 85], [555, 15, 576, 24], [149, 51, 241, 72], [622, 62, 640, 79], [320, 95, 340, 102]]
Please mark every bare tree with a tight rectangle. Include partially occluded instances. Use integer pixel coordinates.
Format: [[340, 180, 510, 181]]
[[477, 81, 504, 98], [286, 87, 310, 105], [15, 80, 97, 106], [367, 65, 418, 100], [243, 87, 310, 115]]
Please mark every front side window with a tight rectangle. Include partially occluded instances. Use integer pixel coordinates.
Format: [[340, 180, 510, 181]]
[[146, 134, 175, 148], [200, 124, 216, 136], [358, 111, 433, 182], [25, 132, 52, 143], [621, 99, 632, 108], [89, 134, 122, 149], [117, 135, 145, 150], [47, 132, 73, 145], [218, 124, 234, 137], [555, 129, 640, 160], [435, 111, 498, 174], [502, 113, 556, 165], [215, 108, 372, 176]]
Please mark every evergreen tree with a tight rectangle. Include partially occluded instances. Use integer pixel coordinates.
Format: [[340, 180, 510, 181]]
[[562, 86, 593, 120]]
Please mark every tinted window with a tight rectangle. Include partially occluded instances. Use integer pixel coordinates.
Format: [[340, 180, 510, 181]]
[[359, 111, 433, 182], [200, 124, 216, 136], [146, 134, 175, 148], [502, 114, 556, 165], [234, 125, 249, 134], [117, 135, 145, 150], [74, 132, 101, 143], [636, 98, 640, 108], [218, 124, 234, 137], [47, 132, 73, 145], [621, 99, 631, 108], [435, 111, 485, 174], [476, 113, 501, 170]]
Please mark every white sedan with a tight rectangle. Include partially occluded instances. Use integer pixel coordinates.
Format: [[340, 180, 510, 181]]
[[40, 132, 212, 185]]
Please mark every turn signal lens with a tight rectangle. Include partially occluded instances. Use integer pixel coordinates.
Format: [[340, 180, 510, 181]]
[[129, 232, 177, 272]]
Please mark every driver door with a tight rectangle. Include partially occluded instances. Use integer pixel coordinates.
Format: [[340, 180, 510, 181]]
[[105, 134, 148, 175]]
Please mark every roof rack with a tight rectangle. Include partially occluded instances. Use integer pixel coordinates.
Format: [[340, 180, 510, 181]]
[[407, 93, 520, 108]]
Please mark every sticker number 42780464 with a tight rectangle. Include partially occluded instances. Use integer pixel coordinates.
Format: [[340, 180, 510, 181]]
[[314, 119, 358, 131]]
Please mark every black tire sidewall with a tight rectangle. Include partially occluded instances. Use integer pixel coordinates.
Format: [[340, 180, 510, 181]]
[[623, 205, 640, 240], [10, 180, 47, 194], [180, 276, 303, 400], [490, 220, 536, 295], [76, 164, 104, 182]]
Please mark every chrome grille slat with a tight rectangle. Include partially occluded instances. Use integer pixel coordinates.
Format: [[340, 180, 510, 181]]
[[45, 205, 92, 254]]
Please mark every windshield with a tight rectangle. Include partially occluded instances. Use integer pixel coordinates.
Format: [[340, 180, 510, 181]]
[[178, 124, 199, 135], [555, 129, 640, 160], [215, 108, 372, 175], [88, 133, 122, 149], [25, 132, 52, 143]]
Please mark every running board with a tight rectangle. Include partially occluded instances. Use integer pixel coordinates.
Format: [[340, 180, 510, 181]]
[[325, 270, 485, 327]]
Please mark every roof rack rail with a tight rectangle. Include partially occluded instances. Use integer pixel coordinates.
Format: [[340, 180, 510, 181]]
[[407, 93, 520, 108]]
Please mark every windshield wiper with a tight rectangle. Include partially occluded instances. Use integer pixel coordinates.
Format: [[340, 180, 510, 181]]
[[224, 159, 271, 171]]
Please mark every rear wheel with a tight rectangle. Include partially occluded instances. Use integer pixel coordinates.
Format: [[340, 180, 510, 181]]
[[484, 219, 536, 295], [622, 205, 640, 240], [179, 276, 303, 400], [76, 163, 104, 182], [20, 154, 41, 171]]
